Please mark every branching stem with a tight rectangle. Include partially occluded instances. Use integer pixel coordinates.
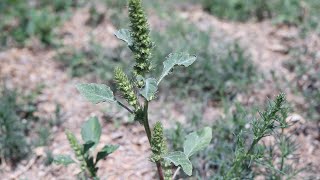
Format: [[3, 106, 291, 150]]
[[116, 100, 134, 114], [142, 100, 164, 180]]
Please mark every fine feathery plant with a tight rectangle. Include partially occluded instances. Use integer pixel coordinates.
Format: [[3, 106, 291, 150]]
[[55, 0, 212, 179], [166, 93, 302, 179], [223, 93, 292, 179], [0, 87, 30, 165]]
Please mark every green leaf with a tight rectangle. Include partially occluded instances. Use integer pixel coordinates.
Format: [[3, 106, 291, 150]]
[[114, 29, 133, 47], [54, 155, 75, 166], [164, 151, 192, 176], [81, 117, 101, 145], [85, 156, 96, 173], [76, 83, 116, 104], [184, 127, 212, 157], [96, 145, 119, 163], [140, 78, 157, 101], [157, 53, 197, 85], [83, 141, 95, 154]]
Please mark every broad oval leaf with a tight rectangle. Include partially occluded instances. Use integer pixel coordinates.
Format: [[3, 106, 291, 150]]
[[140, 78, 157, 101], [184, 127, 212, 157], [54, 155, 75, 166], [96, 145, 119, 162], [81, 117, 101, 145], [76, 83, 116, 104], [114, 29, 133, 47], [164, 151, 193, 176], [157, 53, 197, 85]]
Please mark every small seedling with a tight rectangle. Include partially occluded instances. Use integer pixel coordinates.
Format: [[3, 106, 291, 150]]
[[54, 117, 119, 179]]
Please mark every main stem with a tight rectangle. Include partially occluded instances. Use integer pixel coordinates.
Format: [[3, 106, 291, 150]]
[[142, 100, 164, 180], [279, 128, 285, 172]]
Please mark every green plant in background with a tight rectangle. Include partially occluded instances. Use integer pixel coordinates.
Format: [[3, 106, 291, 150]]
[[103, 0, 128, 28], [259, 130, 301, 179], [0, 83, 61, 167], [0, 0, 74, 47], [200, 0, 270, 22], [225, 94, 288, 178], [40, 0, 75, 12], [19, 9, 60, 45], [152, 22, 256, 101], [56, 0, 212, 179], [167, 94, 303, 179], [0, 87, 30, 165], [283, 47, 320, 121], [201, 0, 320, 29], [223, 94, 302, 179], [86, 4, 105, 27], [54, 117, 119, 179], [56, 40, 131, 81]]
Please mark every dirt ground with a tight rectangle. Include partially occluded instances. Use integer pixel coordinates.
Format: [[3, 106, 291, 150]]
[[0, 4, 319, 180]]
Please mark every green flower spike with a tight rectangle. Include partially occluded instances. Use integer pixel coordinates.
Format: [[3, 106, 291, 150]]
[[151, 122, 168, 162], [114, 67, 139, 110], [163, 161, 172, 180], [151, 122, 172, 179], [128, 0, 153, 76], [65, 130, 86, 171]]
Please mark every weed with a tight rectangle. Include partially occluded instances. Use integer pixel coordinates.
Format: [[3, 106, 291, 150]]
[[0, 83, 58, 167], [53, 0, 302, 179], [283, 46, 320, 121], [49, 103, 65, 127], [44, 150, 54, 166], [86, 4, 105, 27], [152, 22, 256, 101], [201, 0, 266, 22], [201, 0, 320, 30], [0, 87, 30, 165], [40, 0, 75, 12], [56, 0, 212, 179], [34, 127, 51, 147], [0, 0, 72, 47], [56, 40, 131, 81], [103, 0, 128, 28], [59, 3, 256, 103], [54, 117, 119, 178], [168, 95, 304, 179]]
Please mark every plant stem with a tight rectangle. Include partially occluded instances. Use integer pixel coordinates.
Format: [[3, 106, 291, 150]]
[[226, 137, 261, 178], [143, 101, 151, 142], [247, 138, 259, 155], [116, 100, 134, 114], [279, 128, 285, 172], [172, 167, 181, 179], [156, 162, 165, 180], [142, 100, 164, 180]]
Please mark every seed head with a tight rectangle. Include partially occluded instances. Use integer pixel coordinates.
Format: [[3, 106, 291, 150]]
[[114, 67, 139, 110], [151, 122, 168, 162], [128, 0, 153, 76]]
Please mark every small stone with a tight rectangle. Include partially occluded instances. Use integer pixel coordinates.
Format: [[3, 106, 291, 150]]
[[34, 147, 45, 157], [268, 44, 289, 54], [286, 114, 305, 124]]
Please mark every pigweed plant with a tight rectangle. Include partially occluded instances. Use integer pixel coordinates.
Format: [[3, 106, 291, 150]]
[[55, 0, 212, 179]]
